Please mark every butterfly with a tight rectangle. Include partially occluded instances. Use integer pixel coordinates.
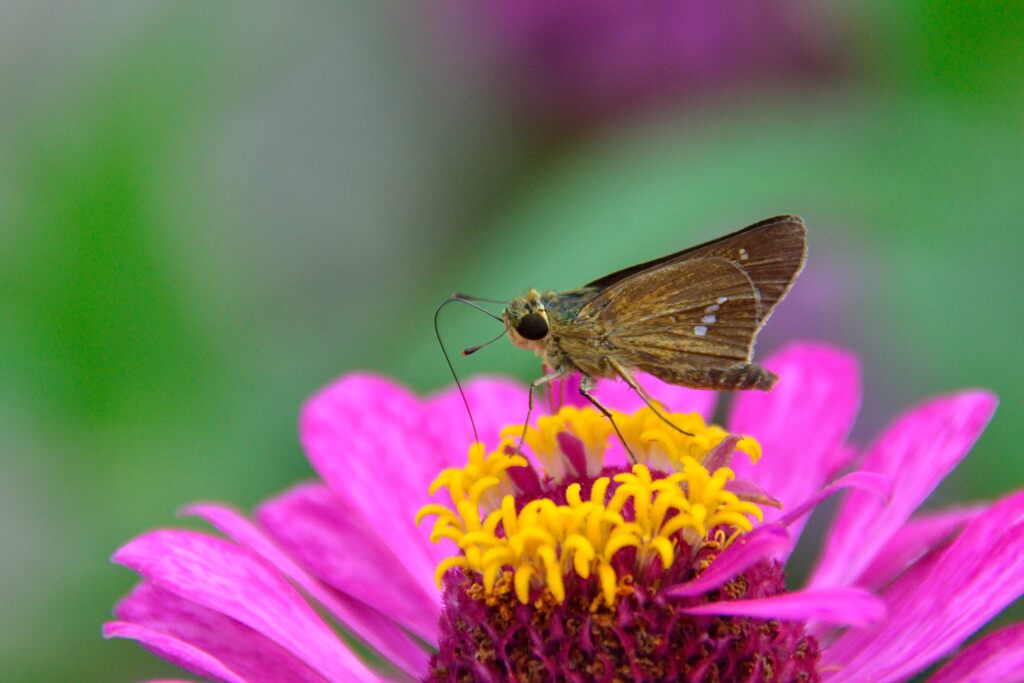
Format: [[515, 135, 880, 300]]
[[500, 215, 807, 441]]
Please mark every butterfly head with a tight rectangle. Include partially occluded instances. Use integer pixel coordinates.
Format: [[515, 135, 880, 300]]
[[504, 289, 550, 351]]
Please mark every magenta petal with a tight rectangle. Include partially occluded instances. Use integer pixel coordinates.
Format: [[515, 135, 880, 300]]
[[929, 623, 1024, 683], [703, 435, 742, 472], [300, 374, 448, 583], [544, 372, 584, 412], [505, 459, 542, 496], [725, 478, 782, 508], [113, 530, 376, 683], [776, 471, 892, 528], [664, 526, 790, 598], [856, 505, 984, 591], [729, 344, 862, 531], [423, 376, 529, 459], [104, 621, 249, 683], [251, 484, 440, 637], [110, 583, 329, 683], [600, 370, 717, 417], [679, 587, 885, 627], [184, 499, 430, 677], [823, 444, 859, 482], [556, 431, 588, 477], [556, 370, 717, 419], [810, 391, 997, 590], [823, 491, 1024, 683]]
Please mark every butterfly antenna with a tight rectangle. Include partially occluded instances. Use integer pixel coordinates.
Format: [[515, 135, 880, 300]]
[[434, 295, 504, 445], [453, 292, 508, 305], [463, 328, 506, 356]]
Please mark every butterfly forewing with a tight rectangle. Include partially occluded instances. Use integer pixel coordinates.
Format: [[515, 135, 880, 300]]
[[575, 216, 806, 388], [585, 215, 806, 330], [582, 256, 760, 362]]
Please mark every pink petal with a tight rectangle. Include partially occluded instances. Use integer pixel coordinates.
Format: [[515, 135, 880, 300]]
[[110, 583, 329, 683], [729, 343, 862, 533], [555, 370, 717, 419], [679, 587, 885, 627], [301, 374, 530, 606], [810, 391, 997, 590], [104, 621, 248, 683], [251, 484, 440, 636], [545, 373, 579, 412], [703, 435, 742, 473], [185, 499, 430, 677], [856, 505, 984, 592], [664, 525, 791, 598], [113, 530, 376, 683], [824, 444, 859, 482], [603, 371, 718, 418], [725, 477, 782, 508], [299, 374, 449, 588], [929, 623, 1024, 683], [555, 431, 588, 478], [823, 491, 1024, 683], [423, 376, 529, 459], [776, 471, 892, 528]]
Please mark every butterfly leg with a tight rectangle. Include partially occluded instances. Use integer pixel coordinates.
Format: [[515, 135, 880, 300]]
[[607, 357, 695, 437], [514, 370, 566, 454], [579, 374, 637, 464]]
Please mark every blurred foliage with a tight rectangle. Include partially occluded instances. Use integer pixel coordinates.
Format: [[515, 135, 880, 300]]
[[0, 1, 1021, 680]]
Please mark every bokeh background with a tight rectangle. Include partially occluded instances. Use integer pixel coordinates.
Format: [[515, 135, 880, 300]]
[[2, 1, 1022, 680]]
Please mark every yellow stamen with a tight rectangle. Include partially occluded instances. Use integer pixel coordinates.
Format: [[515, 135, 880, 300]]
[[416, 404, 764, 606]]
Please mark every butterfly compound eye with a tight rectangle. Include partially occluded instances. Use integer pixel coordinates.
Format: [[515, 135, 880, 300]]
[[516, 312, 549, 340]]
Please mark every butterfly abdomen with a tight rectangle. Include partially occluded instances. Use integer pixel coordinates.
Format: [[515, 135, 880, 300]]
[[643, 361, 778, 391], [712, 363, 778, 391]]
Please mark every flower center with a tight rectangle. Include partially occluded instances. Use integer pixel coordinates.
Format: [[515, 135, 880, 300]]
[[417, 406, 821, 681], [417, 406, 764, 606]]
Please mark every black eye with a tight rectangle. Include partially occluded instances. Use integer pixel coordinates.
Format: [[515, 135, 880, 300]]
[[516, 312, 549, 340]]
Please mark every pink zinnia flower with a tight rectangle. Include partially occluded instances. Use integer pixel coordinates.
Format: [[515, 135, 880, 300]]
[[106, 342, 1024, 682]]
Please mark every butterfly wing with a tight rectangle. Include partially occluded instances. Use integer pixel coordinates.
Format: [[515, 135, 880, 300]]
[[585, 215, 806, 331], [582, 256, 761, 366], [576, 217, 806, 389]]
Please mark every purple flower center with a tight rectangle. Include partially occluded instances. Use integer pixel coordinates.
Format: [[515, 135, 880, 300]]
[[429, 549, 820, 682], [420, 406, 821, 680]]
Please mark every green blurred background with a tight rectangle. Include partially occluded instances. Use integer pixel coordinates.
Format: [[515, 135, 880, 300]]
[[1, 1, 1022, 680]]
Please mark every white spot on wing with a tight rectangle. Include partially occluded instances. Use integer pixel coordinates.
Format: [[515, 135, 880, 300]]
[[717, 296, 728, 304], [738, 248, 749, 261], [705, 304, 720, 313], [694, 325, 708, 336], [702, 315, 717, 324]]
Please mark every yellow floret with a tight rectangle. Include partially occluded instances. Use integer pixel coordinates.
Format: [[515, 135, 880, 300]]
[[416, 404, 764, 607], [428, 440, 527, 511]]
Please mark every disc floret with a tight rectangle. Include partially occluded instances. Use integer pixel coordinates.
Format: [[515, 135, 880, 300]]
[[417, 406, 765, 607], [418, 405, 826, 682]]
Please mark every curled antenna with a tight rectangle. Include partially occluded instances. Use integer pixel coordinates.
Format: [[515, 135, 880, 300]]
[[449, 293, 504, 322], [453, 292, 507, 305], [433, 294, 505, 445]]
